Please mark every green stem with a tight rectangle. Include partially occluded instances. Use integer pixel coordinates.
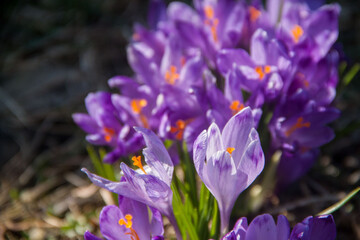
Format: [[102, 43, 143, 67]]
[[317, 187, 360, 216]]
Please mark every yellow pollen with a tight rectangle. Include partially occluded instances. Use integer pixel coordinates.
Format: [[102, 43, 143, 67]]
[[170, 119, 190, 140], [229, 100, 245, 115], [165, 65, 180, 85], [285, 117, 311, 137], [292, 25, 304, 43], [227, 147, 235, 155], [249, 6, 261, 22], [103, 127, 115, 143], [255, 66, 265, 80], [132, 156, 147, 174], [131, 99, 147, 114]]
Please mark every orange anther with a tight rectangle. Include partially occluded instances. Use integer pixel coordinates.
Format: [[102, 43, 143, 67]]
[[180, 56, 186, 67], [285, 117, 311, 137], [204, 6, 214, 18], [118, 214, 133, 228], [249, 6, 261, 22], [132, 156, 147, 174], [264, 65, 271, 74], [131, 99, 148, 114], [255, 66, 265, 80], [291, 25, 304, 43], [229, 100, 245, 115], [204, 5, 219, 43], [170, 119, 189, 140], [132, 33, 140, 41], [227, 147, 235, 155], [119, 214, 140, 240], [103, 127, 115, 143], [165, 65, 180, 85]]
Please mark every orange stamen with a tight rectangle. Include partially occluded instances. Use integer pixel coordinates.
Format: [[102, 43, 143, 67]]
[[204, 6, 214, 18], [291, 25, 304, 43], [249, 6, 261, 22], [204, 6, 219, 43], [132, 33, 140, 41], [229, 100, 245, 115], [165, 65, 180, 85], [285, 117, 311, 137], [180, 56, 186, 67], [255, 66, 265, 80], [103, 127, 115, 143], [119, 214, 140, 240], [296, 72, 309, 88], [170, 119, 190, 140], [131, 99, 147, 114], [132, 156, 147, 174], [227, 147, 235, 155], [264, 65, 271, 74]]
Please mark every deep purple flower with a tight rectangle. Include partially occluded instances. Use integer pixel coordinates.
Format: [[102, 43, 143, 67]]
[[223, 214, 336, 240], [217, 29, 291, 108], [276, 1, 340, 62], [84, 194, 164, 240], [193, 107, 264, 234], [82, 127, 182, 238], [168, 0, 246, 65], [72, 92, 144, 163], [269, 94, 340, 188]]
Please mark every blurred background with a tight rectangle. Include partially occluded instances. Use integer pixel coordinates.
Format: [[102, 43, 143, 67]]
[[0, 0, 359, 239]]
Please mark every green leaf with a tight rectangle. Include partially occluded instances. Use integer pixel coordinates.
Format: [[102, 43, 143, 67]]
[[86, 145, 105, 177], [171, 182, 199, 240], [209, 199, 219, 239], [343, 63, 360, 86], [317, 187, 360, 216]]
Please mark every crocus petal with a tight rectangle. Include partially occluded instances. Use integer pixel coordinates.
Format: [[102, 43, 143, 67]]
[[72, 113, 99, 134], [84, 231, 103, 240], [277, 215, 290, 240], [290, 215, 336, 240], [99, 205, 130, 239], [193, 129, 208, 184], [134, 127, 174, 186], [206, 123, 225, 161], [222, 107, 254, 165], [206, 150, 247, 234], [238, 128, 264, 187], [245, 214, 277, 240]]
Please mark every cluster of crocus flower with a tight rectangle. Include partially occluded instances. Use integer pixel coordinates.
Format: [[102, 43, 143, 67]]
[[73, 0, 342, 239]]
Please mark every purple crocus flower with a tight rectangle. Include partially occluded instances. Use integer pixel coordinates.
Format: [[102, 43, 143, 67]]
[[72, 92, 144, 163], [82, 127, 182, 239], [276, 1, 340, 62], [223, 214, 336, 240], [167, 0, 247, 66], [217, 28, 291, 108], [193, 107, 264, 234], [84, 194, 164, 240]]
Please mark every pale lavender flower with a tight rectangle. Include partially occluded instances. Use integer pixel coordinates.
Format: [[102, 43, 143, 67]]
[[193, 107, 264, 234]]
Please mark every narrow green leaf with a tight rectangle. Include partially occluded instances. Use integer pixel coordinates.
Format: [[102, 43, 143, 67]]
[[86, 145, 105, 177], [339, 61, 347, 76], [343, 63, 360, 86], [317, 187, 360, 216], [209, 199, 219, 239], [171, 182, 199, 240]]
